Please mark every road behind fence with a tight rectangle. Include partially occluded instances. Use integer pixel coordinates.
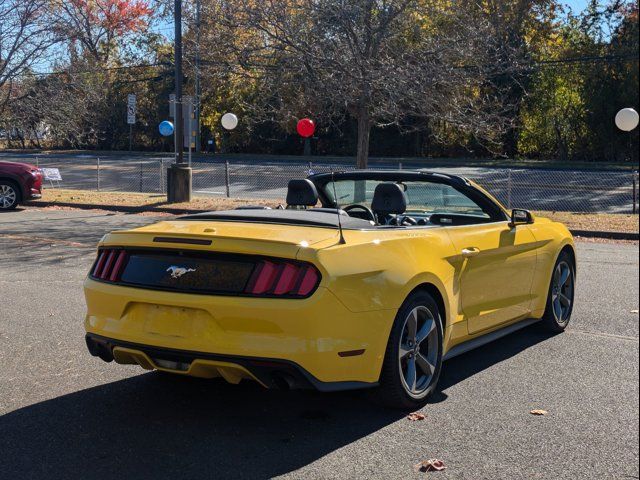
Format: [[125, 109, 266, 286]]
[[9, 156, 640, 214]]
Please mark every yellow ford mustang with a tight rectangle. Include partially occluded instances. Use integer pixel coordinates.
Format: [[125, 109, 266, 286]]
[[84, 170, 575, 409]]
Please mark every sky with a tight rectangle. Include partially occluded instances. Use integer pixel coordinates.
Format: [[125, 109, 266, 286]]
[[565, 0, 591, 12]]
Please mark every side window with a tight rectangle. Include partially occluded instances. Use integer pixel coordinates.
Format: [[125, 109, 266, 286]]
[[326, 180, 378, 205], [405, 183, 490, 218]]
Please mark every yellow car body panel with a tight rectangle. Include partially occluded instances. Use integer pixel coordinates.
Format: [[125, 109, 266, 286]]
[[84, 208, 574, 388]]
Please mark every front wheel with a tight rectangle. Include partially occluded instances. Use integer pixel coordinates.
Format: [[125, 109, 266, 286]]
[[541, 250, 576, 332], [372, 291, 444, 409], [0, 181, 19, 210]]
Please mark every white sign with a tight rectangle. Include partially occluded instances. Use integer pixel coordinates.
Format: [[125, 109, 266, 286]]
[[42, 168, 62, 181], [127, 94, 136, 124]]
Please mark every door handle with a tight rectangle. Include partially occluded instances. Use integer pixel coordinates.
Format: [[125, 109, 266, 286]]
[[462, 247, 481, 258]]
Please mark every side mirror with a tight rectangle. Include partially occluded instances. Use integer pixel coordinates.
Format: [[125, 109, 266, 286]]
[[509, 209, 534, 227]]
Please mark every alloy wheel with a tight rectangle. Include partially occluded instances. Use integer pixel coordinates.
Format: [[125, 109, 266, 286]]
[[398, 306, 439, 397], [0, 184, 17, 209], [551, 261, 574, 324]]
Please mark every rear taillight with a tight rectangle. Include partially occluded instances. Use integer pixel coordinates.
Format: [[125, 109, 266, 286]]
[[245, 260, 320, 297], [91, 249, 128, 282]]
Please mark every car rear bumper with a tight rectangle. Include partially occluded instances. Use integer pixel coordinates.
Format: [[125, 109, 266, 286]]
[[86, 333, 377, 391], [83, 278, 395, 387]]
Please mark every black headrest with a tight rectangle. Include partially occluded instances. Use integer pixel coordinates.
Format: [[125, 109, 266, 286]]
[[371, 183, 407, 215], [286, 179, 318, 207]]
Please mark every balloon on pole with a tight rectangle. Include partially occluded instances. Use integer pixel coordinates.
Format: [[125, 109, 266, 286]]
[[159, 120, 174, 137], [297, 118, 316, 138], [221, 113, 239, 131], [615, 108, 639, 131], [615, 108, 639, 132]]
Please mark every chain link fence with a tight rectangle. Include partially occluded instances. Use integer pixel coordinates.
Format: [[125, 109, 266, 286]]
[[7, 155, 639, 214]]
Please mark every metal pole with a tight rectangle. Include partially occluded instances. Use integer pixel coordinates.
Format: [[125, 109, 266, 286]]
[[633, 171, 638, 215], [174, 0, 184, 164], [97, 157, 101, 191], [507, 170, 513, 210], [139, 162, 143, 192], [129, 124, 133, 152], [160, 160, 164, 194], [194, 0, 201, 153], [225, 159, 231, 198], [188, 97, 192, 166]]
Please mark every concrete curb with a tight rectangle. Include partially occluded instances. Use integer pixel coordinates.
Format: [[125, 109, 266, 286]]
[[26, 201, 639, 241], [570, 229, 639, 241]]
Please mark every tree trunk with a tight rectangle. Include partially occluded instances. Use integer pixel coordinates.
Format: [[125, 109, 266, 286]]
[[356, 109, 371, 169]]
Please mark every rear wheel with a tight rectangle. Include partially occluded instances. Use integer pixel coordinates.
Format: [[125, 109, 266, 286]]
[[541, 250, 575, 332], [0, 181, 19, 210], [372, 291, 443, 409]]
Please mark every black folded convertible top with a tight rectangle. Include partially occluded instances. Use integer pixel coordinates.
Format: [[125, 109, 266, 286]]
[[179, 209, 374, 229]]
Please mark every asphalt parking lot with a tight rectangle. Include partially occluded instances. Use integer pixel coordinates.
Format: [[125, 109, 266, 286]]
[[1, 208, 638, 480]]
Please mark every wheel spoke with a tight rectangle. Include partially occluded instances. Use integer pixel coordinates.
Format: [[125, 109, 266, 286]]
[[415, 353, 434, 377], [559, 293, 571, 307], [399, 343, 411, 360], [405, 357, 417, 391], [407, 309, 418, 342], [416, 317, 435, 345], [559, 265, 570, 286], [553, 298, 563, 319]]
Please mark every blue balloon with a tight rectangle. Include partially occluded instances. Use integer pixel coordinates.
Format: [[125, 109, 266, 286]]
[[159, 120, 174, 137]]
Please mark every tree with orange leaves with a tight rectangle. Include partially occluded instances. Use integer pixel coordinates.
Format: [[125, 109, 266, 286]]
[[52, 0, 153, 64]]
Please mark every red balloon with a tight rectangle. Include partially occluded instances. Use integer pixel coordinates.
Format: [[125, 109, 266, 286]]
[[297, 118, 316, 138]]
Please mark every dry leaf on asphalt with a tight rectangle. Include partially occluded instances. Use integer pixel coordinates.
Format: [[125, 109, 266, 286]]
[[414, 459, 446, 473], [407, 412, 426, 421], [530, 409, 548, 416]]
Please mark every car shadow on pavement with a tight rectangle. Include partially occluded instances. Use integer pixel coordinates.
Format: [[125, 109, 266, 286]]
[[433, 323, 559, 403], [0, 324, 556, 480], [0, 373, 402, 480]]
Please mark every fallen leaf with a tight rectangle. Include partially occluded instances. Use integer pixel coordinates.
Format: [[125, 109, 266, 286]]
[[407, 412, 426, 421], [530, 409, 548, 416], [414, 459, 446, 473]]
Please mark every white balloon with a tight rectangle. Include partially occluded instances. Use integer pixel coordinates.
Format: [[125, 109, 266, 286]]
[[615, 108, 639, 132], [221, 113, 239, 131]]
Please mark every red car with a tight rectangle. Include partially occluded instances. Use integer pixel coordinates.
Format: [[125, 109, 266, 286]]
[[0, 161, 43, 210]]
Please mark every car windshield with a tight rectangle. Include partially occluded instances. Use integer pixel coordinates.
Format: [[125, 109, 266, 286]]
[[322, 179, 490, 217]]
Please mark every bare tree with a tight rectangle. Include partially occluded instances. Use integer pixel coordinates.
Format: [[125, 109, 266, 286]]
[[205, 0, 527, 167], [0, 0, 60, 115]]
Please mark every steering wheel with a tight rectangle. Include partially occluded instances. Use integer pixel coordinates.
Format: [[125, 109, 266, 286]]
[[400, 215, 418, 226], [343, 204, 376, 222]]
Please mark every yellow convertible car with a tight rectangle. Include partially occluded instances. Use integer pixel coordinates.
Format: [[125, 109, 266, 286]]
[[84, 170, 575, 408]]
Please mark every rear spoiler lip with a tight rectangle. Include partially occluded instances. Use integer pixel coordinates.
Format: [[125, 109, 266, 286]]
[[100, 230, 336, 248]]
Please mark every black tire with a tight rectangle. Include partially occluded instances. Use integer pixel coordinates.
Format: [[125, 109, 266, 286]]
[[541, 250, 576, 333], [0, 180, 20, 210], [371, 291, 444, 409]]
